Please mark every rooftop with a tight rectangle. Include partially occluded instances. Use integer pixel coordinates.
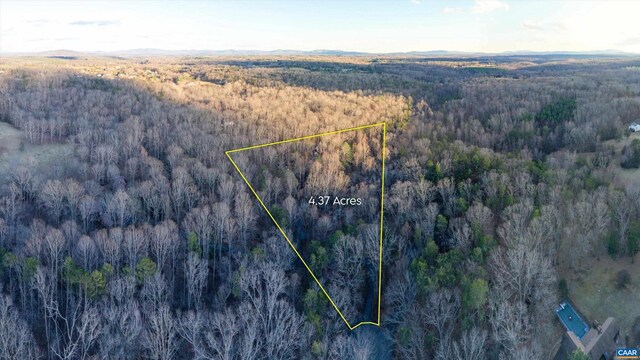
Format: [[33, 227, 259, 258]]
[[555, 300, 621, 360]]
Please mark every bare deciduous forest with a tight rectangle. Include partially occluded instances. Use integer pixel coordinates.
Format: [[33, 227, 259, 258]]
[[0, 55, 639, 359]]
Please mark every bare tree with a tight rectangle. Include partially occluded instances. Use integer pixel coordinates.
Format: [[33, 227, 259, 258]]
[[610, 190, 633, 254], [74, 235, 98, 271], [434, 338, 455, 360], [414, 177, 436, 205], [490, 298, 532, 354], [351, 332, 375, 360], [79, 195, 97, 233], [236, 303, 260, 360], [490, 245, 555, 309], [239, 263, 308, 360], [212, 201, 233, 277], [177, 311, 206, 359], [217, 175, 235, 205], [423, 288, 460, 343], [50, 303, 102, 360], [437, 177, 456, 217], [0, 294, 37, 359], [451, 218, 472, 254], [124, 226, 147, 271], [261, 235, 296, 271], [142, 305, 179, 360], [305, 153, 350, 194], [41, 179, 66, 224], [184, 252, 207, 310], [203, 309, 239, 360], [328, 335, 352, 360], [415, 203, 439, 247], [0, 219, 6, 249], [10, 165, 36, 201], [151, 220, 179, 276], [388, 181, 415, 217], [452, 327, 487, 360], [466, 201, 493, 236], [0, 186, 21, 245], [99, 302, 142, 358], [183, 206, 213, 259], [107, 189, 134, 228], [564, 192, 609, 267], [282, 195, 298, 225], [234, 191, 256, 247], [32, 267, 55, 358], [94, 229, 122, 270], [498, 201, 533, 248], [122, 116, 145, 159], [142, 273, 168, 309], [43, 228, 65, 279], [395, 305, 431, 360], [171, 167, 198, 222], [384, 267, 415, 327], [64, 179, 85, 222], [77, 307, 103, 360], [330, 237, 362, 283]]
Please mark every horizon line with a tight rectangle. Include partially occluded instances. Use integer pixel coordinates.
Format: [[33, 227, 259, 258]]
[[2, 48, 639, 57]]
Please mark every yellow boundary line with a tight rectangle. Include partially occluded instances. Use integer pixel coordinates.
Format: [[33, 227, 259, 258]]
[[225, 122, 386, 330], [226, 122, 385, 153]]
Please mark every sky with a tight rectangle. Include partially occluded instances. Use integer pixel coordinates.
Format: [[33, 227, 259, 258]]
[[1, 0, 640, 54]]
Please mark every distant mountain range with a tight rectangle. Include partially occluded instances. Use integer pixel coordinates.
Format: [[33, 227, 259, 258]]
[[3, 48, 638, 57]]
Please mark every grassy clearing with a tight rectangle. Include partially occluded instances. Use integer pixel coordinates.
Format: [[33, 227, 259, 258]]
[[0, 121, 73, 181], [602, 131, 640, 152], [593, 132, 640, 190], [0, 121, 22, 150], [557, 131, 640, 343], [562, 255, 640, 342], [612, 132, 640, 190]]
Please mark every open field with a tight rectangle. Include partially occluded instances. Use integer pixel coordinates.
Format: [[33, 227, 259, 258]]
[[603, 131, 640, 152], [614, 131, 640, 189], [614, 167, 640, 190], [0, 121, 72, 181], [564, 255, 640, 344], [592, 132, 640, 190]]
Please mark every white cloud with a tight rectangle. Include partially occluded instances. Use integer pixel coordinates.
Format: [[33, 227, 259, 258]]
[[472, 0, 509, 14], [2, 0, 640, 54], [443, 7, 464, 13], [442, 1, 508, 15], [522, 21, 566, 32], [616, 36, 640, 47], [410, 0, 421, 4], [69, 20, 120, 26]]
